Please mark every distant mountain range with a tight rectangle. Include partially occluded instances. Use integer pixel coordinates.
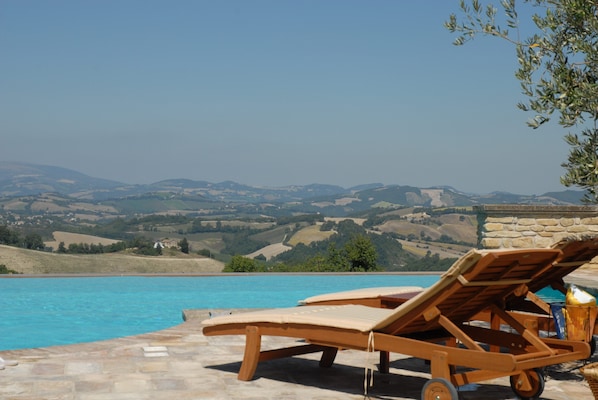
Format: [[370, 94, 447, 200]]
[[0, 161, 585, 209]]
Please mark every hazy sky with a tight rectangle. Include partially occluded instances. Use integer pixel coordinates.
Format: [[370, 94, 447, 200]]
[[0, 1, 573, 194]]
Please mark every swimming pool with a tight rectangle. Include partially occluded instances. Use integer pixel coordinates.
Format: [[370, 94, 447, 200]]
[[0, 274, 564, 351]]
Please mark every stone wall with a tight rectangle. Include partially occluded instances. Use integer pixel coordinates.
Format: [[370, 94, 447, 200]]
[[475, 205, 598, 249]]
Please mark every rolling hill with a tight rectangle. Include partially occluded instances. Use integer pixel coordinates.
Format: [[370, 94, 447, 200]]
[[0, 162, 584, 212], [0, 161, 584, 273]]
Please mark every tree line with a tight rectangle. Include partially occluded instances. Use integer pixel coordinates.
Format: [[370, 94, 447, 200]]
[[224, 233, 379, 273], [57, 236, 190, 256], [0, 224, 191, 257], [0, 225, 45, 250], [223, 219, 455, 273]]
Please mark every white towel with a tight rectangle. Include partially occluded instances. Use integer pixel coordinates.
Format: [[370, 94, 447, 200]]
[[0, 357, 18, 369]]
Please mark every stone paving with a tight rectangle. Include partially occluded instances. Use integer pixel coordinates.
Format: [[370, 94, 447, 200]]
[[1, 271, 598, 399], [0, 309, 596, 399]]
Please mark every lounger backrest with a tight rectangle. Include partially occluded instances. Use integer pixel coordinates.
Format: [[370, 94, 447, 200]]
[[525, 236, 598, 293], [373, 248, 563, 334]]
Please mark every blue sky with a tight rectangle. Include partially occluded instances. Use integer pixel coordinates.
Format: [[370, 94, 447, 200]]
[[0, 1, 571, 194]]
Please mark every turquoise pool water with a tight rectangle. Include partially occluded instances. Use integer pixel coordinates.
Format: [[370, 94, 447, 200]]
[[0, 275, 564, 351]]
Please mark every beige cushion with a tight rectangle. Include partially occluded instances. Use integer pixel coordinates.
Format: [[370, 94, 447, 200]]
[[202, 304, 395, 332], [298, 286, 424, 305]]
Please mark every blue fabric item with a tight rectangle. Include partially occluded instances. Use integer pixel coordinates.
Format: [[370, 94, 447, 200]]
[[550, 302, 567, 339]]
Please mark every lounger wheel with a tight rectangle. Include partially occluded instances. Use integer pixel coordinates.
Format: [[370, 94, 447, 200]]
[[421, 378, 458, 400], [509, 369, 545, 400]]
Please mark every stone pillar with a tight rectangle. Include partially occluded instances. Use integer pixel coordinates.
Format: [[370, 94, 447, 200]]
[[475, 205, 598, 249]]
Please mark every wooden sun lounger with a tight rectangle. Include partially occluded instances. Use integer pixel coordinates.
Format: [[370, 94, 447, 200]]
[[202, 247, 591, 399], [494, 236, 598, 351], [450, 237, 598, 344], [506, 236, 598, 313]]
